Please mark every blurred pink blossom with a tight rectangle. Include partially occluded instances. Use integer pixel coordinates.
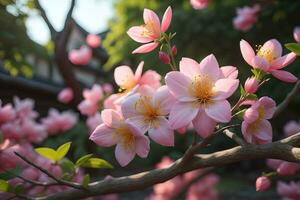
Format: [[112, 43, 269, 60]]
[[86, 34, 101, 48], [0, 101, 15, 124], [294, 27, 300, 43], [233, 4, 260, 32], [13, 96, 38, 120], [190, 0, 209, 10], [277, 181, 300, 200], [57, 88, 74, 104], [284, 120, 300, 137], [102, 83, 114, 94], [68, 45, 92, 65], [86, 112, 102, 133]]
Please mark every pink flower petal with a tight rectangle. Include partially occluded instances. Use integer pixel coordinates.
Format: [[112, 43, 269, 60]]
[[271, 70, 298, 83], [127, 26, 153, 43], [294, 27, 300, 43], [148, 117, 174, 146], [132, 42, 159, 54], [165, 71, 196, 102], [139, 70, 161, 90], [205, 100, 231, 123], [125, 116, 150, 134], [251, 56, 269, 71], [270, 53, 297, 70], [115, 143, 135, 167], [220, 66, 238, 79], [135, 135, 150, 158], [199, 54, 221, 82], [179, 57, 201, 78], [213, 78, 239, 100], [101, 109, 123, 128], [153, 86, 176, 115], [169, 102, 199, 129], [161, 6, 172, 32], [261, 39, 282, 59], [240, 39, 255, 66], [244, 107, 259, 124], [259, 96, 276, 119], [89, 124, 118, 147], [242, 121, 252, 143], [114, 65, 135, 88], [255, 119, 272, 142], [134, 61, 144, 81], [192, 109, 216, 138], [121, 93, 141, 119], [143, 9, 161, 38]]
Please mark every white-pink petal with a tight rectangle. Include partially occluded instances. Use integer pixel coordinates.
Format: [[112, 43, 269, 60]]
[[125, 116, 150, 134], [240, 39, 255, 66], [114, 65, 135, 88], [134, 61, 144, 81], [161, 6, 172, 32], [89, 124, 118, 147], [213, 78, 239, 100], [220, 66, 238, 79], [168, 102, 199, 129], [127, 26, 153, 43], [179, 57, 201, 78], [270, 53, 297, 70], [115, 143, 135, 167], [192, 109, 216, 138], [135, 136, 150, 158], [199, 54, 221, 82], [132, 42, 159, 54], [121, 93, 141, 119], [205, 100, 232, 123], [153, 86, 176, 115], [101, 109, 123, 128], [271, 70, 298, 83], [148, 117, 174, 146]]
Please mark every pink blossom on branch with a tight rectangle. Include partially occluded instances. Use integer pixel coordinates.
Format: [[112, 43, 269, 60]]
[[127, 6, 172, 54], [0, 101, 16, 124], [90, 109, 150, 166], [68, 45, 92, 65], [86, 34, 101, 48], [190, 0, 209, 10], [240, 39, 297, 82], [165, 55, 239, 138], [242, 97, 276, 144], [121, 86, 176, 146], [233, 4, 260, 32], [57, 87, 74, 104]]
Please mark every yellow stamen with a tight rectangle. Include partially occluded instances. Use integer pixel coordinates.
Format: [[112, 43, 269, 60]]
[[256, 45, 276, 63], [115, 125, 135, 151], [189, 75, 215, 106]]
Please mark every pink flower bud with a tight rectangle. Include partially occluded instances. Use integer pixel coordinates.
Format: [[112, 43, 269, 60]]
[[244, 77, 259, 94], [294, 27, 300, 43], [159, 51, 170, 64], [57, 88, 74, 104], [277, 162, 300, 176], [256, 176, 271, 192], [102, 83, 114, 94], [86, 34, 102, 48], [171, 45, 177, 55]]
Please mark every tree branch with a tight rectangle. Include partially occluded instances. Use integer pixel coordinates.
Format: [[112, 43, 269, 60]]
[[33, 132, 300, 200], [273, 80, 300, 118], [223, 129, 247, 146]]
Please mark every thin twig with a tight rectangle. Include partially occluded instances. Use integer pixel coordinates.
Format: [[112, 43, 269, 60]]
[[14, 152, 86, 191], [273, 80, 300, 118], [223, 129, 247, 146]]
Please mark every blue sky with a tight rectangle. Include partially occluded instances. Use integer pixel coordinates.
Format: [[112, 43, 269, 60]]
[[25, 0, 115, 44]]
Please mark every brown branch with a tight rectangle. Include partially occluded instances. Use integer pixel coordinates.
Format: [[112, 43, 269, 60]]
[[223, 129, 247, 146], [14, 152, 86, 191], [33, 132, 300, 200], [273, 80, 300, 118]]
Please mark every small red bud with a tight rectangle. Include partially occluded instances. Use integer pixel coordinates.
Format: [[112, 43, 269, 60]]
[[159, 51, 170, 64], [256, 176, 271, 192], [171, 45, 177, 55]]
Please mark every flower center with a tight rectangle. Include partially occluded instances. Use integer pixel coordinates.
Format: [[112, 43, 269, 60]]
[[135, 96, 161, 128], [189, 75, 215, 106], [140, 20, 160, 39], [248, 105, 266, 133], [115, 126, 135, 151], [257, 47, 276, 63]]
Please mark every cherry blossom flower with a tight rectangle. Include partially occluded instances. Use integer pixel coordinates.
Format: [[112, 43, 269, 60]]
[[242, 97, 276, 144], [86, 112, 102, 133], [78, 84, 103, 116], [68, 45, 92, 65], [284, 120, 300, 137], [121, 86, 175, 146], [41, 109, 78, 135], [86, 34, 101, 48], [190, 0, 209, 10], [114, 61, 161, 94], [13, 96, 38, 120], [90, 109, 150, 166], [127, 6, 172, 54], [165, 55, 239, 138], [233, 4, 260, 32], [57, 88, 74, 104], [240, 39, 297, 82]]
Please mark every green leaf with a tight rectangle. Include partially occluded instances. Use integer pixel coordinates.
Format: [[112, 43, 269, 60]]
[[239, 85, 245, 96], [75, 154, 93, 167], [285, 43, 300, 56], [82, 174, 90, 187], [60, 159, 76, 176], [0, 179, 9, 192], [35, 147, 58, 162], [81, 158, 113, 169], [56, 142, 72, 161], [246, 93, 258, 100], [0, 165, 22, 180]]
